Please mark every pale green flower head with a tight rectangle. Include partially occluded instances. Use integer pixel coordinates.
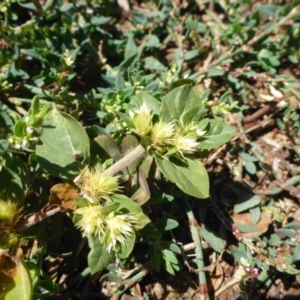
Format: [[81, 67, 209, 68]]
[[151, 120, 175, 148], [240, 257, 250, 267], [74, 205, 106, 238], [129, 103, 153, 136], [104, 212, 136, 252], [172, 134, 199, 157], [212, 102, 230, 115], [176, 120, 206, 139], [75, 168, 121, 203], [0, 200, 19, 222]]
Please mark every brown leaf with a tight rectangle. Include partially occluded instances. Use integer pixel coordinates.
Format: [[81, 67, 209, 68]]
[[49, 183, 79, 211], [231, 212, 272, 238], [0, 251, 17, 291], [210, 261, 224, 292]]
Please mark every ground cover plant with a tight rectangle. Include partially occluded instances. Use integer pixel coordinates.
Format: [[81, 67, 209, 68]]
[[1, 1, 300, 299]]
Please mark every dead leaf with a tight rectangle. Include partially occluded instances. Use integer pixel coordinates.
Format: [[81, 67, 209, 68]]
[[210, 261, 224, 292], [0, 251, 17, 291], [49, 183, 79, 211], [231, 212, 272, 238], [0, 247, 32, 299]]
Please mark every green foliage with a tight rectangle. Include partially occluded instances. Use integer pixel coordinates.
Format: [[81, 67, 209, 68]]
[[36, 108, 90, 179], [1, 1, 300, 299]]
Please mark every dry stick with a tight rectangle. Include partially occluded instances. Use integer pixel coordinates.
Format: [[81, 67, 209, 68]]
[[183, 195, 209, 300], [101, 144, 146, 176], [16, 206, 61, 231]]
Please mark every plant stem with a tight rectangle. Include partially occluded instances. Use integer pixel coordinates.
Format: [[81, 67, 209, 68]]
[[183, 195, 209, 300], [101, 144, 146, 176]]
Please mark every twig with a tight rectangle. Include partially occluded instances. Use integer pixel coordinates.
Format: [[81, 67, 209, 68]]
[[183, 195, 209, 300], [101, 144, 146, 176], [15, 206, 61, 231], [214, 274, 241, 297]]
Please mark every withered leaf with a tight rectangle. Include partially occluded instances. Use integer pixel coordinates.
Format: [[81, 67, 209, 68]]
[[231, 212, 272, 238], [49, 183, 79, 211]]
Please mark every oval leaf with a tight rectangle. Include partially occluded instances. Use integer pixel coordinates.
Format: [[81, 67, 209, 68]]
[[88, 236, 115, 275], [199, 119, 235, 149], [160, 84, 206, 123], [36, 108, 90, 179], [155, 154, 209, 199], [234, 194, 261, 214]]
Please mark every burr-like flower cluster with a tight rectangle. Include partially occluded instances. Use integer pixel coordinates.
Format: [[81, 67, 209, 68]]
[[129, 103, 206, 158]]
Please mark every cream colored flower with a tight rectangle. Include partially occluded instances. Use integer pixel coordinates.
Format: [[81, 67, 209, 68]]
[[104, 212, 136, 252], [238, 266, 246, 278], [0, 199, 22, 227], [75, 168, 120, 203], [74, 205, 106, 238], [172, 134, 199, 157], [129, 103, 153, 136], [151, 120, 175, 148], [241, 257, 250, 267], [177, 120, 206, 138]]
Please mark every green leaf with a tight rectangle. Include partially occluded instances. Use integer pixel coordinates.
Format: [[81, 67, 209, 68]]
[[284, 265, 300, 275], [256, 4, 280, 16], [154, 219, 179, 231], [234, 194, 261, 214], [0, 156, 30, 202], [206, 67, 225, 77], [170, 79, 196, 90], [163, 260, 175, 275], [87, 236, 115, 274], [239, 152, 258, 162], [30, 96, 40, 116], [244, 160, 256, 174], [94, 135, 122, 162], [144, 35, 160, 48], [144, 57, 166, 71], [155, 154, 209, 199], [250, 206, 261, 225], [125, 34, 138, 60], [36, 108, 90, 179], [150, 245, 160, 272], [118, 232, 136, 259], [235, 223, 258, 233], [200, 227, 225, 253], [129, 92, 161, 116], [160, 84, 206, 123], [91, 16, 111, 25], [111, 194, 151, 230], [115, 72, 125, 89], [0, 140, 9, 154], [162, 249, 178, 265], [283, 222, 300, 230], [168, 243, 181, 254], [198, 119, 235, 149], [293, 244, 300, 261], [231, 248, 249, 265], [184, 49, 199, 60], [14, 120, 26, 137], [268, 233, 281, 246]]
